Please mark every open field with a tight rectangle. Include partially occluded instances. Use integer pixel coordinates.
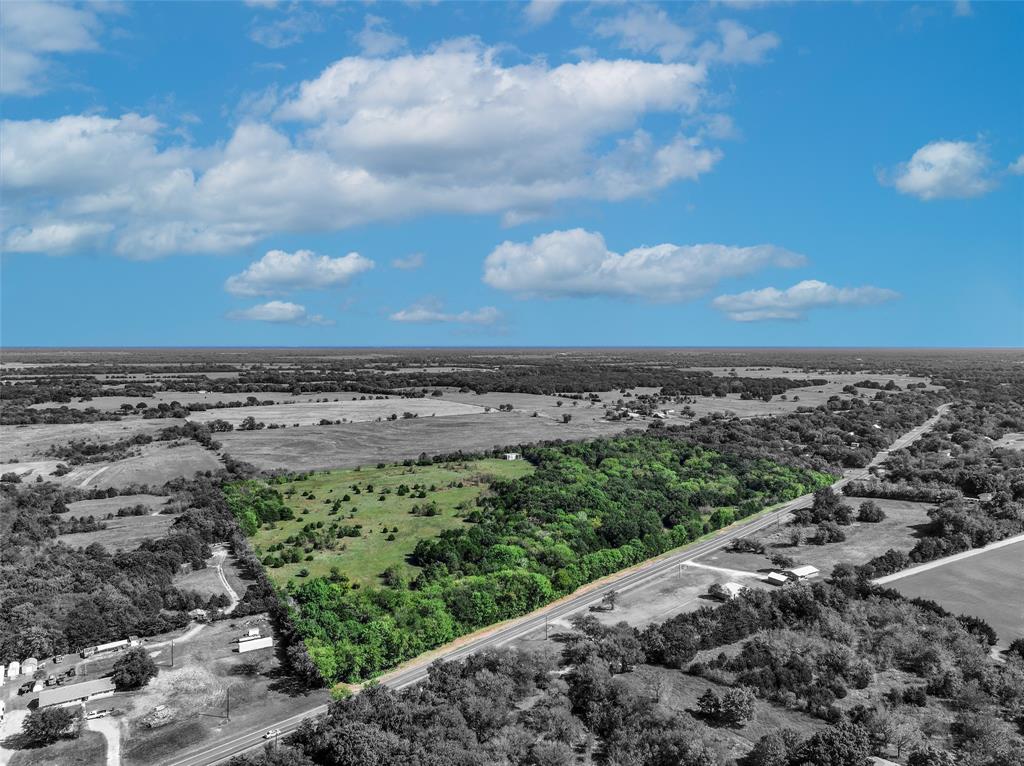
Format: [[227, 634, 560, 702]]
[[217, 412, 632, 471], [690, 365, 938, 388], [255, 458, 534, 586], [696, 497, 935, 577], [103, 617, 327, 766], [889, 540, 1024, 647], [6, 731, 108, 766], [188, 397, 487, 428], [63, 493, 172, 518], [173, 549, 244, 603], [0, 420, 173, 463], [26, 390, 360, 411], [995, 432, 1024, 450], [81, 442, 223, 489], [58, 512, 177, 550]]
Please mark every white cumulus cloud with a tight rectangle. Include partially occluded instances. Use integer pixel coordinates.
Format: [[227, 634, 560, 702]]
[[523, 1, 564, 26], [227, 300, 331, 325], [225, 249, 374, 296], [712, 20, 780, 65], [712, 280, 899, 321], [595, 7, 695, 62], [882, 140, 995, 200], [356, 15, 406, 56], [390, 300, 502, 326], [0, 1, 105, 95], [1009, 155, 1024, 176], [4, 222, 113, 253], [483, 229, 805, 302], [1, 43, 738, 257]]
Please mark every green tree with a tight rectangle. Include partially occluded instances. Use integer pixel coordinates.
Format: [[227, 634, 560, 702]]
[[111, 647, 159, 690], [719, 686, 756, 726], [21, 707, 79, 746]]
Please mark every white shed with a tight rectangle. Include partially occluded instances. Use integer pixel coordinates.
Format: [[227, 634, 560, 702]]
[[765, 572, 789, 587], [21, 658, 38, 676], [785, 565, 820, 581], [722, 582, 746, 600], [7, 661, 21, 679]]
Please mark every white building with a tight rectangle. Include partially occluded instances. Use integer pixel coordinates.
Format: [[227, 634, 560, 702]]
[[37, 678, 116, 709], [22, 658, 38, 676], [785, 565, 820, 581], [503, 453, 520, 461], [765, 572, 790, 587], [235, 636, 274, 654], [7, 661, 20, 679], [722, 582, 746, 600]]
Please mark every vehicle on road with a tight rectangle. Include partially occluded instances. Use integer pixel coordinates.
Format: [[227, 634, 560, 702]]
[[264, 728, 282, 739]]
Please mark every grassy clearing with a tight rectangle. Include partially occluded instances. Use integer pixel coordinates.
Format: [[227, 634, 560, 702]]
[[58, 513, 176, 550], [253, 458, 534, 586], [8, 731, 107, 766]]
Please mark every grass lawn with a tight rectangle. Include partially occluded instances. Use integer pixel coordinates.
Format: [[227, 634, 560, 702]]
[[8, 731, 107, 766], [253, 458, 534, 587]]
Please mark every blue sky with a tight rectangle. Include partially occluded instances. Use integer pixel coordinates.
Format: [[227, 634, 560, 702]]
[[1, 0, 1021, 347]]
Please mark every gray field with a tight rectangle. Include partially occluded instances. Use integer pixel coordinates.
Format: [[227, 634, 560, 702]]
[[216, 411, 635, 471]]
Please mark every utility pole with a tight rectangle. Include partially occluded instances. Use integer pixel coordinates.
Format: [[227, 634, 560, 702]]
[[544, 615, 549, 641], [170, 640, 174, 668], [226, 688, 230, 721]]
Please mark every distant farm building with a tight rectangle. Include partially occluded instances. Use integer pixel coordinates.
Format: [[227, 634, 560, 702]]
[[37, 678, 116, 709], [765, 572, 790, 587], [784, 565, 820, 582], [503, 453, 520, 461]]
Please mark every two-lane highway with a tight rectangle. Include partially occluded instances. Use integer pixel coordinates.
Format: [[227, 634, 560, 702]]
[[163, 403, 950, 766]]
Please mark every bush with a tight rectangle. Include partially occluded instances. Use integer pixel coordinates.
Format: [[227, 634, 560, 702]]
[[857, 500, 886, 522]]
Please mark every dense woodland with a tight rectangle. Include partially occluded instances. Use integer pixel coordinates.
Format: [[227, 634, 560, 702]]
[[229, 575, 1023, 766], [0, 473, 280, 665]]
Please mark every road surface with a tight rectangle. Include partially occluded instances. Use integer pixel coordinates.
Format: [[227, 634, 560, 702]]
[[162, 404, 950, 766]]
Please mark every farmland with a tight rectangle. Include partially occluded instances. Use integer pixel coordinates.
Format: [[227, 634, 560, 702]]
[[244, 457, 535, 587], [888, 540, 1024, 647]]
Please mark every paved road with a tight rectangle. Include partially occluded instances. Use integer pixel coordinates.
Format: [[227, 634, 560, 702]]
[[163, 404, 950, 766]]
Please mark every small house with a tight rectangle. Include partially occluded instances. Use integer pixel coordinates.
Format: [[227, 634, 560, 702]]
[[765, 572, 789, 587], [503, 453, 520, 461]]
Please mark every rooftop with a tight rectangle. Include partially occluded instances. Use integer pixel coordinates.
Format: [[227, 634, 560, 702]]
[[37, 678, 115, 708]]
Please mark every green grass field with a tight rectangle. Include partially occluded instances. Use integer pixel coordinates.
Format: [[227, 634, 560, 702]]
[[252, 458, 533, 587]]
